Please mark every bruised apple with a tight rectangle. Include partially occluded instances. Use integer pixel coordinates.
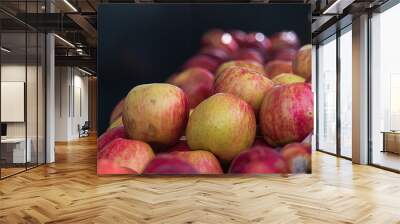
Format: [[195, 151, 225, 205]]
[[186, 93, 256, 161], [264, 60, 293, 79], [122, 83, 189, 147], [98, 138, 154, 174], [97, 126, 127, 151], [229, 147, 287, 174], [143, 154, 198, 174], [171, 150, 223, 174], [293, 44, 312, 81], [259, 83, 313, 146], [168, 67, 214, 109], [281, 143, 311, 173], [214, 66, 274, 113]]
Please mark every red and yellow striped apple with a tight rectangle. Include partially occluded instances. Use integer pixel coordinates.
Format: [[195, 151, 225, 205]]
[[98, 126, 127, 151], [216, 60, 264, 76]]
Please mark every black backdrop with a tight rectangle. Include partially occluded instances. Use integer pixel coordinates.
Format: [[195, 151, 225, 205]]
[[98, 3, 311, 134]]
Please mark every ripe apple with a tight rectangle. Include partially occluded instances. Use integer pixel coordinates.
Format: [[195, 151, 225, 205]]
[[182, 55, 220, 73], [97, 159, 137, 175], [293, 44, 312, 81], [259, 83, 314, 146], [143, 154, 199, 174], [270, 31, 300, 51], [98, 138, 154, 174], [216, 60, 265, 76], [201, 29, 238, 54], [272, 73, 306, 85], [168, 67, 214, 109], [273, 48, 297, 61], [171, 150, 223, 174], [233, 48, 264, 64], [186, 93, 256, 161], [199, 47, 230, 63], [281, 142, 311, 173], [264, 60, 293, 79], [214, 66, 274, 113], [122, 83, 189, 147], [98, 126, 127, 151]]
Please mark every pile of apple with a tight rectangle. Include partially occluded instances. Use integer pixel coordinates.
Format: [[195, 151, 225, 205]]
[[98, 29, 313, 175]]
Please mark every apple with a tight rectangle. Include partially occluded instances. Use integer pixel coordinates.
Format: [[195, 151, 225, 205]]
[[98, 138, 154, 174], [199, 47, 230, 63], [264, 60, 293, 79], [243, 32, 273, 57], [171, 150, 223, 174], [182, 55, 220, 73], [233, 48, 264, 64], [259, 83, 314, 146], [270, 31, 300, 51], [110, 99, 124, 125], [186, 93, 256, 161], [108, 116, 123, 130], [98, 126, 127, 151], [97, 159, 137, 175], [143, 154, 199, 174], [216, 60, 265, 76], [272, 73, 306, 85], [168, 67, 214, 109], [293, 44, 312, 81], [122, 83, 189, 147], [166, 140, 190, 152], [230, 30, 248, 47], [229, 147, 287, 174], [201, 29, 238, 54], [281, 142, 311, 173], [214, 66, 274, 113], [273, 48, 297, 61]]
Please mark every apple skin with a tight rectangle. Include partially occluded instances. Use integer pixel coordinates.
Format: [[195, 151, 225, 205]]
[[273, 48, 297, 62], [98, 138, 154, 174], [97, 159, 138, 175], [171, 150, 223, 174], [201, 29, 239, 54], [293, 44, 312, 81], [143, 154, 199, 175], [122, 83, 189, 147], [272, 73, 306, 85], [108, 116, 123, 130], [270, 31, 300, 51], [264, 60, 293, 79], [214, 66, 274, 113], [259, 83, 314, 147], [182, 55, 220, 73], [281, 142, 311, 173], [97, 126, 127, 151], [216, 60, 265, 77], [168, 67, 214, 109], [233, 48, 264, 64], [229, 147, 288, 174], [186, 93, 256, 161], [110, 99, 124, 125]]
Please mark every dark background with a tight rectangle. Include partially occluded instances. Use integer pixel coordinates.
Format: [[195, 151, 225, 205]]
[[98, 3, 311, 134]]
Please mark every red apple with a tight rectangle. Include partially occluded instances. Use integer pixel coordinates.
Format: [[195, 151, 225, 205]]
[[97, 159, 137, 175], [216, 60, 265, 76], [143, 154, 199, 174], [281, 143, 311, 173], [168, 67, 214, 109], [214, 66, 274, 113], [273, 48, 297, 61], [122, 83, 189, 147], [171, 150, 223, 174], [109, 99, 124, 125], [293, 44, 312, 81], [259, 83, 314, 146], [201, 29, 238, 54], [244, 32, 273, 56], [182, 55, 220, 73], [270, 31, 300, 51], [233, 48, 264, 64], [229, 147, 288, 174], [97, 126, 127, 151], [230, 30, 248, 47], [166, 140, 190, 152], [186, 93, 256, 161], [98, 138, 154, 174], [199, 47, 230, 63], [272, 73, 306, 85], [264, 60, 293, 79]]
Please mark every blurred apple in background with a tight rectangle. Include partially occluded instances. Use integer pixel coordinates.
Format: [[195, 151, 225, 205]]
[[201, 29, 239, 54], [272, 73, 306, 85], [273, 48, 297, 61], [214, 66, 274, 113], [143, 154, 199, 174], [281, 143, 311, 173], [230, 29, 248, 47], [259, 83, 314, 147], [171, 150, 223, 174], [168, 67, 214, 109], [293, 44, 312, 81], [233, 48, 264, 64], [122, 83, 189, 148], [199, 46, 230, 63], [216, 60, 265, 76], [229, 147, 287, 174], [183, 55, 220, 73], [264, 60, 293, 79], [186, 93, 256, 161], [270, 31, 300, 51], [98, 138, 154, 174], [98, 126, 127, 151]]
